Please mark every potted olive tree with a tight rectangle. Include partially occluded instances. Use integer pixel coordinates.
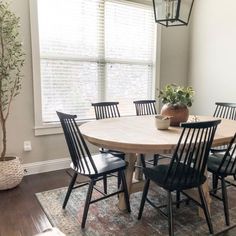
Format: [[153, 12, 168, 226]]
[[158, 84, 195, 126], [0, 1, 25, 190]]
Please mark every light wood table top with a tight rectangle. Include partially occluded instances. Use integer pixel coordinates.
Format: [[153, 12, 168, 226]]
[[80, 115, 236, 154]]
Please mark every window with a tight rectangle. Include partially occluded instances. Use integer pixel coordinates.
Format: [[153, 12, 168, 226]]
[[30, 0, 157, 133]]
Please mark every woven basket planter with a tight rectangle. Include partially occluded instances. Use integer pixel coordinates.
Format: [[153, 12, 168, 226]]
[[0, 156, 24, 190]]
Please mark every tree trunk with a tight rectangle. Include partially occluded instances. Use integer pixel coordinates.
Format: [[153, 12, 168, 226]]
[[0, 118, 6, 160]]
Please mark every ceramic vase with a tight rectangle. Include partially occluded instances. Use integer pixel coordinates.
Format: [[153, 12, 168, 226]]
[[160, 104, 189, 126]]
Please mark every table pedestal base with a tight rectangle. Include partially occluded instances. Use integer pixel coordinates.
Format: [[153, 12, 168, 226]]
[[118, 153, 137, 210]]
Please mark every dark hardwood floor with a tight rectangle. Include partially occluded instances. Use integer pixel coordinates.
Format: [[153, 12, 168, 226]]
[[0, 169, 236, 236], [0, 170, 70, 236]]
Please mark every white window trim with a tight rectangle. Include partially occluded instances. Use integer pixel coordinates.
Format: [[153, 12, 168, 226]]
[[30, 0, 161, 136]]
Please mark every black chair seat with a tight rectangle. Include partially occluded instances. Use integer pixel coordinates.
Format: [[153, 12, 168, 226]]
[[210, 145, 228, 153], [144, 163, 206, 191], [99, 148, 125, 159], [71, 153, 126, 177], [208, 154, 235, 176]]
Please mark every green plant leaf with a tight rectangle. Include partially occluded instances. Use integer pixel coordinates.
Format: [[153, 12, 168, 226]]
[[158, 84, 195, 107]]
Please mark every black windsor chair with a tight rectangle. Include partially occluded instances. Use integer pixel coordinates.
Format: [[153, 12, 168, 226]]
[[211, 102, 236, 153], [91, 102, 125, 189], [138, 119, 221, 236], [57, 111, 131, 228], [207, 133, 236, 226], [211, 102, 236, 187], [133, 100, 166, 167]]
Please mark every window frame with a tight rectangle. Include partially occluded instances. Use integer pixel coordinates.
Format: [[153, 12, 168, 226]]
[[29, 0, 161, 136]]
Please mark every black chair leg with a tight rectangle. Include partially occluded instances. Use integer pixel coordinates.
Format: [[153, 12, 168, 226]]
[[120, 170, 131, 213], [176, 190, 180, 208], [103, 174, 107, 194], [198, 186, 214, 235], [118, 154, 125, 189], [81, 179, 95, 228], [63, 172, 78, 209], [138, 179, 150, 220], [212, 173, 219, 194], [140, 154, 146, 168], [118, 171, 121, 189], [221, 177, 230, 226], [167, 191, 174, 236], [185, 199, 190, 205], [153, 154, 159, 166]]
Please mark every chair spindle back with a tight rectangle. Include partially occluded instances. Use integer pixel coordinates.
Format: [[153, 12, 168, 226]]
[[57, 111, 97, 174], [92, 102, 120, 120], [164, 120, 221, 189], [213, 102, 236, 120], [133, 100, 157, 116], [217, 133, 236, 175]]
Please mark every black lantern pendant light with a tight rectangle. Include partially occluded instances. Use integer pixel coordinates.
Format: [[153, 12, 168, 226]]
[[152, 0, 194, 27]]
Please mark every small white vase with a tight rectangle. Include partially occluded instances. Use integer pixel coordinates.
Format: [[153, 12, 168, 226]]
[[155, 116, 170, 130]]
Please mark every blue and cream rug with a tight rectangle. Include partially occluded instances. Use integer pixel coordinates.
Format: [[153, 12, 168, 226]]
[[36, 177, 236, 236]]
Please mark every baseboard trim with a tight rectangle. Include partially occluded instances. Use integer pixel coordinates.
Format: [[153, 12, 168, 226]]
[[22, 157, 70, 176]]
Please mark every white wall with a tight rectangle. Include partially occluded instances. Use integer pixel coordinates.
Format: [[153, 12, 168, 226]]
[[160, 26, 190, 88], [188, 0, 236, 115], [4, 0, 189, 164]]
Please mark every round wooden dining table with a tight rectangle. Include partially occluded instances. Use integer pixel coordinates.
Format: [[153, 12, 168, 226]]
[[80, 115, 236, 212]]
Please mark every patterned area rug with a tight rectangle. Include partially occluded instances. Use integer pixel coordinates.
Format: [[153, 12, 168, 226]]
[[36, 177, 236, 236]]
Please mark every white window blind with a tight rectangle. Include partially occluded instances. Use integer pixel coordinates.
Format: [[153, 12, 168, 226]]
[[37, 0, 155, 123]]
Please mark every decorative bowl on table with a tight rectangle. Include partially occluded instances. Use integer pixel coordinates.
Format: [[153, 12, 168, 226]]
[[155, 115, 171, 130]]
